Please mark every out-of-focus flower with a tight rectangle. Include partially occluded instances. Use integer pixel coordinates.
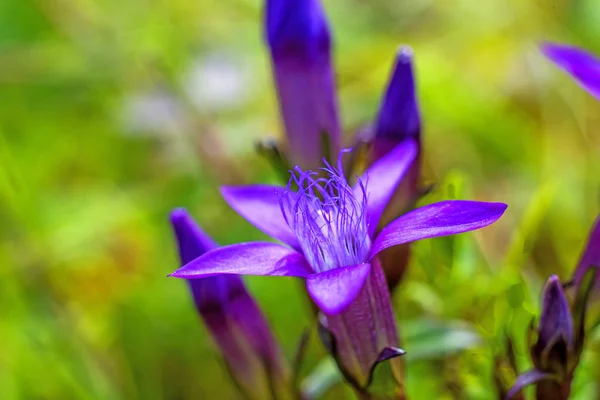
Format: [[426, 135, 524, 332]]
[[265, 0, 341, 170], [122, 91, 186, 136], [369, 46, 422, 291], [184, 54, 252, 112], [572, 217, 600, 294], [170, 142, 506, 395], [541, 43, 600, 100], [169, 208, 293, 400], [507, 217, 599, 399], [507, 276, 575, 400]]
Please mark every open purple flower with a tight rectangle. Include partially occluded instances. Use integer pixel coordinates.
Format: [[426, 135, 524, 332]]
[[541, 43, 600, 100], [170, 142, 506, 390], [170, 142, 505, 314], [170, 209, 293, 400], [265, 0, 341, 169]]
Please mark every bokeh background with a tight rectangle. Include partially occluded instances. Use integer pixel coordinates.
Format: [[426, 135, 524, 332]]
[[2, 0, 600, 398]]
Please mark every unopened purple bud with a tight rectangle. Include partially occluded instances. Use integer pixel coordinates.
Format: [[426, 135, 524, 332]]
[[373, 46, 421, 156], [508, 276, 576, 400], [169, 208, 292, 400], [536, 276, 574, 358], [265, 0, 341, 170], [541, 43, 600, 100]]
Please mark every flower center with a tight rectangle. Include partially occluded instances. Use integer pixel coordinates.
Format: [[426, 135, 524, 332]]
[[280, 163, 370, 273]]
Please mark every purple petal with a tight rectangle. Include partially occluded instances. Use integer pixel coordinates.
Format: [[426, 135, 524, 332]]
[[538, 275, 574, 350], [306, 263, 371, 315], [506, 369, 558, 399], [541, 42, 600, 100], [374, 46, 421, 142], [170, 208, 217, 263], [358, 140, 418, 237], [572, 216, 600, 291], [371, 200, 507, 257], [220, 185, 299, 249], [169, 242, 312, 279]]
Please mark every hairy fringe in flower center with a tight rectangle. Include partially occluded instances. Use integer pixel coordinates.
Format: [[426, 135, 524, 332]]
[[280, 162, 370, 273]]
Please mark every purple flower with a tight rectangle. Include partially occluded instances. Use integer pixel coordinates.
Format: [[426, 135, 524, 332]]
[[170, 142, 506, 390], [541, 42, 600, 100], [507, 276, 574, 400], [507, 218, 600, 399], [370, 46, 422, 290], [169, 209, 292, 400], [265, 0, 341, 169], [372, 46, 421, 160]]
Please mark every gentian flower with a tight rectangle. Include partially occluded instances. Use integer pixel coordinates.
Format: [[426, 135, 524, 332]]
[[265, 0, 341, 170], [507, 218, 599, 399], [170, 142, 507, 393], [370, 46, 422, 290], [170, 208, 294, 400], [541, 43, 600, 100]]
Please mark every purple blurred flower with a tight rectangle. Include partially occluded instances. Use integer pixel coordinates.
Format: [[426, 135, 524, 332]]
[[541, 43, 600, 100], [170, 209, 292, 400], [170, 142, 506, 390], [572, 216, 600, 294], [265, 0, 341, 169], [507, 276, 574, 400], [508, 218, 600, 399]]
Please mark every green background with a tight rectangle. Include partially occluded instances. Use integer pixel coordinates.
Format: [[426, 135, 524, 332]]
[[1, 0, 600, 398]]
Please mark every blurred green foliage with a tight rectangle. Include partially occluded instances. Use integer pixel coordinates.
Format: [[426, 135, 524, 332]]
[[1, 0, 600, 398]]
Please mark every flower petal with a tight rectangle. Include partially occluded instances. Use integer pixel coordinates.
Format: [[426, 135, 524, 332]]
[[306, 263, 371, 315], [221, 185, 299, 249], [370, 200, 507, 257], [506, 369, 558, 399], [169, 242, 312, 278], [170, 208, 217, 263], [357, 140, 418, 236], [541, 42, 600, 100]]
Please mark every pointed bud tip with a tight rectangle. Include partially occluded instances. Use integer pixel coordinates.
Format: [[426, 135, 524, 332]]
[[374, 47, 421, 141], [170, 207, 190, 224], [396, 45, 414, 64], [538, 275, 574, 350]]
